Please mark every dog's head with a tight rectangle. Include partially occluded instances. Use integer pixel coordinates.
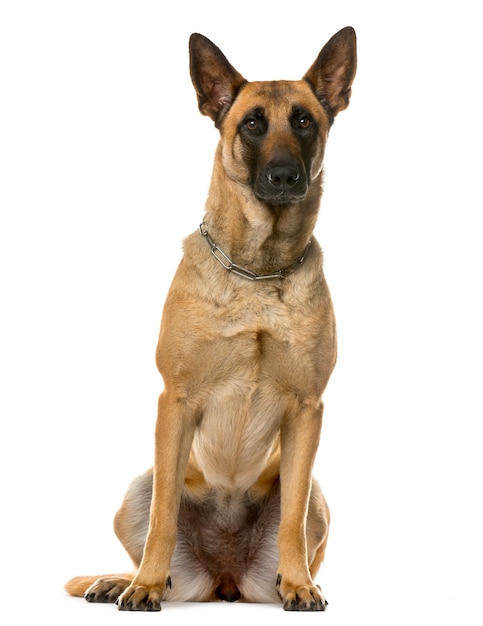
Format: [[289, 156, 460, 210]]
[[189, 28, 356, 208]]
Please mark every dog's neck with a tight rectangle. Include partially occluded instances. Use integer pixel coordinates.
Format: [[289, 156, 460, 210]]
[[199, 223, 312, 281], [203, 160, 322, 276]]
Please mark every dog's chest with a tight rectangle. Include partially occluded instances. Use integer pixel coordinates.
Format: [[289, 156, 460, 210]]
[[192, 369, 282, 491], [191, 291, 313, 491]]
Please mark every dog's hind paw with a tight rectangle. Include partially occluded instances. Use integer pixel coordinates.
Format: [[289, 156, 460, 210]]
[[84, 576, 131, 604]]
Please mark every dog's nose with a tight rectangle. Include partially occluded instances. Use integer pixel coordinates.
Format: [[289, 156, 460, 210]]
[[255, 161, 307, 203], [267, 165, 300, 189]]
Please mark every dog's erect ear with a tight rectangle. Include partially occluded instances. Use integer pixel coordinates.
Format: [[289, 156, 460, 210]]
[[189, 34, 247, 125], [303, 27, 357, 123]]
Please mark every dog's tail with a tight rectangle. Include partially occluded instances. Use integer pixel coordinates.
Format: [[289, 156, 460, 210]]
[[64, 573, 133, 597], [65, 575, 100, 597]]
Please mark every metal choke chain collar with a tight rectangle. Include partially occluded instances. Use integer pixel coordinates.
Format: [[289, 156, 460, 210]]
[[199, 223, 311, 281]]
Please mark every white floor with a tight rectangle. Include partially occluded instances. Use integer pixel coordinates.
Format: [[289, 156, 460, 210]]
[[15, 570, 482, 626]]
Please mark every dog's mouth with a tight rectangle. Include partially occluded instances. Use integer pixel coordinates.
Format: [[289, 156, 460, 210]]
[[254, 163, 308, 205]]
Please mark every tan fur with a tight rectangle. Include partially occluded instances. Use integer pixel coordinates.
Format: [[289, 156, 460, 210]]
[[65, 27, 356, 611]]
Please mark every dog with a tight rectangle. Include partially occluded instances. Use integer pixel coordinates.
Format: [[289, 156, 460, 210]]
[[65, 27, 357, 612]]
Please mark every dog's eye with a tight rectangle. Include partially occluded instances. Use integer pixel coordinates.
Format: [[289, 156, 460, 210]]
[[245, 118, 259, 131], [298, 117, 312, 129]]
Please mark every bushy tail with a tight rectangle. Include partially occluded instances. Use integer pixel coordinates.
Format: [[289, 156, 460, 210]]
[[65, 575, 103, 597]]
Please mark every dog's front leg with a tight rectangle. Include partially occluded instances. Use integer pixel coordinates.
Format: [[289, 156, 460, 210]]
[[117, 392, 197, 611], [276, 401, 327, 611]]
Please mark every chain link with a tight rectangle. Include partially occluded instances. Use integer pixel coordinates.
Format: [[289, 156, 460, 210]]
[[199, 223, 311, 281]]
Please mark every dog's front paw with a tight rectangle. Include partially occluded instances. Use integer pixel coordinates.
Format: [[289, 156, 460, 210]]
[[116, 576, 171, 611], [276, 573, 328, 611]]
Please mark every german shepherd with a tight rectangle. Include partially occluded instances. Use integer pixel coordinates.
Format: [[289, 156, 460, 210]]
[[65, 27, 357, 611]]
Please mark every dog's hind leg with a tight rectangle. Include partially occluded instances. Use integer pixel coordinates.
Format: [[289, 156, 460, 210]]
[[64, 469, 152, 603], [65, 574, 132, 599], [239, 478, 329, 604], [66, 574, 134, 603], [306, 479, 330, 580]]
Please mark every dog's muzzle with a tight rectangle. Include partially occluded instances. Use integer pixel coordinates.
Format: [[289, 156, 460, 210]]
[[255, 161, 308, 204]]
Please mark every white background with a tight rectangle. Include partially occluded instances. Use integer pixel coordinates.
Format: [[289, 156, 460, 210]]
[[1, 1, 482, 625]]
